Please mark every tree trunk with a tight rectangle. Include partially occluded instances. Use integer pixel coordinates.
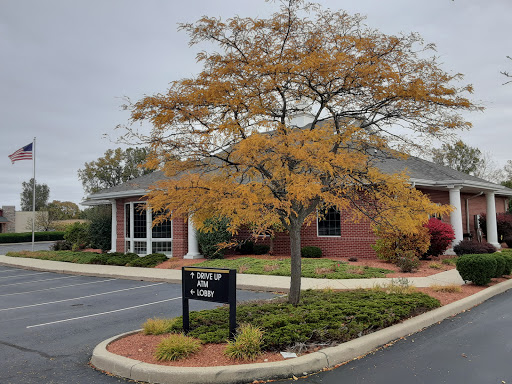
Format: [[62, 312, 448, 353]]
[[288, 221, 302, 306]]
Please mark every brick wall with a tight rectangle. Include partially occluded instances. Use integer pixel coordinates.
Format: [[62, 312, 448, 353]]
[[113, 190, 510, 259]]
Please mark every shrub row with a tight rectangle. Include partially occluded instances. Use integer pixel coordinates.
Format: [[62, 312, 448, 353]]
[[89, 252, 168, 267], [0, 231, 65, 243], [169, 289, 440, 350], [453, 240, 496, 256], [456, 253, 512, 285]]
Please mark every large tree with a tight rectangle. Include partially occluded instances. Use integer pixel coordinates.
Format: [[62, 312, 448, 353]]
[[78, 147, 152, 194], [20, 178, 50, 211], [126, 0, 477, 305], [47, 200, 80, 220], [432, 140, 482, 175]]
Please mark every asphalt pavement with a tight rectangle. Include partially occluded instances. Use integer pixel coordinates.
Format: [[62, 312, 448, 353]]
[[0, 241, 53, 254], [0, 265, 276, 384], [273, 289, 512, 384]]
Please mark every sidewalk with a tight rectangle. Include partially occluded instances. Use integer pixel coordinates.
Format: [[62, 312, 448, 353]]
[[0, 254, 464, 292]]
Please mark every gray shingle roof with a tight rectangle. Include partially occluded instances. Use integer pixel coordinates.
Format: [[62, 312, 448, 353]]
[[83, 153, 512, 204]]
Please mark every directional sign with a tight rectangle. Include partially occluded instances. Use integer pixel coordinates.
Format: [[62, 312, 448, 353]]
[[182, 267, 233, 304], [181, 266, 237, 339]]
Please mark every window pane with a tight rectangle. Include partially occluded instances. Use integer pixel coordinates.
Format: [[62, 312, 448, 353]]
[[133, 203, 147, 238], [152, 211, 172, 238], [125, 204, 130, 238], [318, 207, 341, 236], [152, 241, 172, 254], [134, 241, 147, 254], [125, 241, 131, 253]]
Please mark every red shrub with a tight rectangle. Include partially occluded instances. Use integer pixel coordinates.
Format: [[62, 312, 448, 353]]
[[479, 213, 512, 242], [424, 218, 455, 258]]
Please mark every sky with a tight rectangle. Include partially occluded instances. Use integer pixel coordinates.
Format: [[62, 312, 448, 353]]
[[1, 0, 511, 210]]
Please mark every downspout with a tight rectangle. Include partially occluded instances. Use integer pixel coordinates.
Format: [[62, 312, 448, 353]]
[[465, 192, 483, 235]]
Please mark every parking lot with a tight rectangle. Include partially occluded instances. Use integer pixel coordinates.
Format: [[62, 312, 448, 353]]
[[0, 265, 275, 384]]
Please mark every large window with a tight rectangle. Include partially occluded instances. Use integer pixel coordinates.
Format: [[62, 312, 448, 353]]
[[317, 207, 341, 237], [124, 202, 173, 256]]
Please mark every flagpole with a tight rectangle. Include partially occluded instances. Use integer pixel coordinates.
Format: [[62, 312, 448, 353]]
[[31, 137, 36, 251]]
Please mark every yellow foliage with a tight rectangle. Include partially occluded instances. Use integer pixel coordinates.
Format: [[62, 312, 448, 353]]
[[123, 1, 479, 304]]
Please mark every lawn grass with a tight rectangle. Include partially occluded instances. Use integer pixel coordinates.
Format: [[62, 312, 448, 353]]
[[5, 250, 168, 268], [194, 257, 392, 279], [167, 289, 440, 351], [6, 250, 101, 264]]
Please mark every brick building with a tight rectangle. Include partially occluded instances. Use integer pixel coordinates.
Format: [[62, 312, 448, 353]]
[[83, 153, 512, 259]]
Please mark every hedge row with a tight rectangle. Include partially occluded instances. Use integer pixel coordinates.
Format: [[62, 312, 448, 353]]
[[456, 253, 512, 286], [0, 232, 65, 243]]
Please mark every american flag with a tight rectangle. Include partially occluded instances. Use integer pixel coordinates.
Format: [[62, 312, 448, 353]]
[[8, 143, 33, 163]]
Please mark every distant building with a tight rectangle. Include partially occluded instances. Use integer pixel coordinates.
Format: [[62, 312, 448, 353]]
[[0, 206, 49, 233], [0, 206, 15, 233]]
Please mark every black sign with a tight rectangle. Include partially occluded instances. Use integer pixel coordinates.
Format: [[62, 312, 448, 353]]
[[181, 266, 237, 339], [182, 267, 233, 304]]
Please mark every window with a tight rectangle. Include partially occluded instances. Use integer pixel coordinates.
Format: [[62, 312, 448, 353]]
[[317, 207, 341, 237], [124, 202, 173, 257], [133, 203, 147, 238]]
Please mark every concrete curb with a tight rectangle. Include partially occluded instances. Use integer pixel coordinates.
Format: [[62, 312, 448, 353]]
[[0, 255, 465, 291], [90, 278, 512, 384]]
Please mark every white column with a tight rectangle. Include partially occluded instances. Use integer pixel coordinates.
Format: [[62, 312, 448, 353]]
[[110, 200, 117, 253], [486, 191, 501, 249], [184, 215, 203, 259], [448, 186, 464, 248]]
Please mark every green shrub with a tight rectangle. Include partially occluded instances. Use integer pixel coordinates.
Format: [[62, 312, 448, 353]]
[[169, 290, 440, 350], [64, 222, 91, 250], [237, 241, 254, 255], [142, 317, 176, 335], [51, 240, 72, 251], [154, 334, 201, 361], [253, 244, 270, 255], [224, 323, 263, 361], [492, 253, 507, 278], [127, 253, 168, 267], [0, 231, 65, 243], [456, 254, 497, 285], [197, 217, 232, 259], [86, 205, 111, 251], [501, 253, 512, 275], [396, 251, 420, 273], [301, 246, 322, 258]]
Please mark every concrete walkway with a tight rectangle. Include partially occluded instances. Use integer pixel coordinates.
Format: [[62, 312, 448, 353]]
[[0, 255, 465, 292]]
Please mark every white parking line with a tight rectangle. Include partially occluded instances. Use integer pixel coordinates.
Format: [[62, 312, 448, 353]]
[[1, 282, 166, 311], [26, 297, 182, 328], [0, 279, 117, 297], [0, 271, 49, 279], [0, 276, 76, 288]]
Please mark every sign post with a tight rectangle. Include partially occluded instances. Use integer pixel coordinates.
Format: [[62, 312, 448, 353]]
[[182, 266, 237, 339]]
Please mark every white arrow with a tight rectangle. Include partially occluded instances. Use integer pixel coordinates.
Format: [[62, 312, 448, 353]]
[[190, 272, 195, 279], [190, 289, 195, 295]]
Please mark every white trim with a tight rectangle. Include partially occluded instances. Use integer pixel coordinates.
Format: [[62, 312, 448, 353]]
[[184, 215, 202, 259], [110, 199, 117, 252], [448, 185, 464, 248], [485, 192, 501, 249], [124, 202, 173, 257]]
